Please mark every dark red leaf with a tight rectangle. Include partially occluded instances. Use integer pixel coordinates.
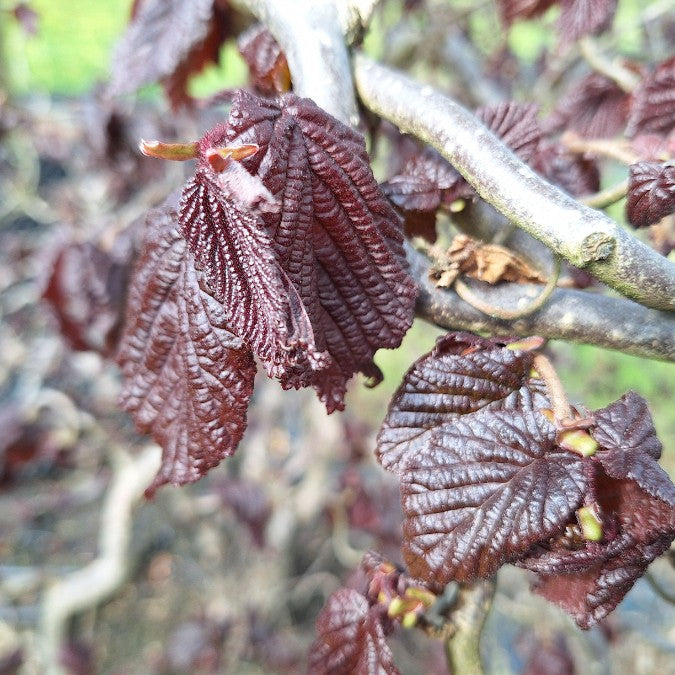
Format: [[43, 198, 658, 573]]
[[626, 161, 675, 228], [544, 73, 630, 138], [381, 103, 541, 241], [400, 408, 586, 588], [309, 589, 399, 675], [626, 56, 675, 137], [557, 0, 617, 44], [526, 473, 674, 628], [533, 141, 600, 197], [43, 233, 135, 357], [238, 24, 291, 96], [593, 392, 675, 506], [183, 91, 417, 412], [475, 102, 542, 163], [495, 0, 557, 27], [117, 195, 256, 495], [376, 332, 547, 474], [108, 0, 229, 108]]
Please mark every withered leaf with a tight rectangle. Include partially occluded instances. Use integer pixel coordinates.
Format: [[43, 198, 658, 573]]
[[376, 332, 547, 474], [557, 0, 617, 45], [400, 408, 586, 588], [429, 234, 548, 288], [626, 161, 675, 228], [309, 589, 399, 675], [626, 56, 675, 137], [109, 0, 229, 109], [495, 0, 557, 26], [117, 195, 256, 495], [238, 24, 291, 96], [181, 91, 417, 412]]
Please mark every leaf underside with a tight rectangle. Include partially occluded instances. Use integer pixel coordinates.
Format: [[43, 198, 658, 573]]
[[117, 195, 256, 495], [309, 589, 399, 675]]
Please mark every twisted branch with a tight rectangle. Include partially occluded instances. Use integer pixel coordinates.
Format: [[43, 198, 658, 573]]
[[353, 54, 675, 313]]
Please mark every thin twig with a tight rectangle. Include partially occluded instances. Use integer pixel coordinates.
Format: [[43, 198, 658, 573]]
[[562, 133, 639, 165], [444, 579, 496, 675], [578, 37, 640, 93], [533, 354, 572, 422], [582, 179, 629, 209], [645, 570, 675, 604]]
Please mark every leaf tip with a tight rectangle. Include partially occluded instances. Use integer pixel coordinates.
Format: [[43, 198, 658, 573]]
[[139, 139, 199, 161]]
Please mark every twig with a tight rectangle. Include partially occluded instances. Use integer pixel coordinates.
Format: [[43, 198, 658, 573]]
[[562, 133, 639, 165], [445, 579, 496, 675], [578, 37, 640, 93], [533, 353, 573, 422], [454, 256, 562, 320], [408, 243, 675, 361], [39, 446, 162, 674], [353, 54, 675, 312], [645, 570, 675, 604], [582, 179, 629, 209]]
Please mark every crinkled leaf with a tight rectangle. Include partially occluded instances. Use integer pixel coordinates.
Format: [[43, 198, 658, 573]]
[[496, 0, 557, 26], [309, 589, 399, 675], [400, 408, 586, 588], [238, 24, 291, 96], [526, 471, 675, 628], [117, 195, 256, 495], [627, 56, 675, 137], [592, 392, 675, 505], [544, 73, 629, 138], [557, 0, 617, 44], [377, 332, 547, 474], [626, 161, 675, 228], [187, 91, 417, 411], [533, 141, 600, 196], [109, 0, 228, 108]]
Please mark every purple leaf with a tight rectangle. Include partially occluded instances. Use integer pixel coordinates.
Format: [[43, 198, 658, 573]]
[[117, 195, 256, 495], [184, 91, 417, 412], [475, 102, 542, 163], [400, 408, 586, 587], [377, 332, 547, 474], [593, 391, 675, 507], [627, 56, 675, 137], [109, 0, 229, 109], [557, 0, 617, 44], [495, 0, 557, 27], [238, 24, 290, 95], [309, 589, 399, 675], [626, 161, 675, 228], [544, 72, 629, 139], [533, 141, 600, 197]]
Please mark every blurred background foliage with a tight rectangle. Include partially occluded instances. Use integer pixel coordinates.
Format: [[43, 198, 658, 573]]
[[1, 0, 672, 470]]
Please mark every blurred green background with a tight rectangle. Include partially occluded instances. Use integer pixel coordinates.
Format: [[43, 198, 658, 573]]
[[1, 0, 672, 468]]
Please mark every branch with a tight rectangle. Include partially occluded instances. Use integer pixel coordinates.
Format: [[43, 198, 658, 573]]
[[353, 54, 675, 313], [40, 446, 161, 673], [408, 243, 675, 361], [230, 0, 358, 126]]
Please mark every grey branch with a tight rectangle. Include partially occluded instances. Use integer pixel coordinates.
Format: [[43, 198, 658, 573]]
[[230, 0, 358, 126], [353, 54, 675, 313], [408, 243, 675, 361]]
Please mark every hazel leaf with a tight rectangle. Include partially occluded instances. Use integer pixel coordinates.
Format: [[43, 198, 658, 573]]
[[309, 589, 399, 675], [626, 55, 675, 137], [400, 408, 586, 588], [117, 195, 256, 496], [626, 161, 675, 228]]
